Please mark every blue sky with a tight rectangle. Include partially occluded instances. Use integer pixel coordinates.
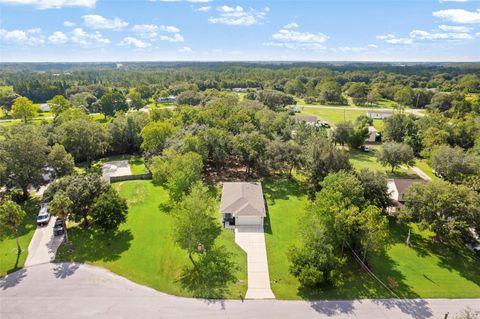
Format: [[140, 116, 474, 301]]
[[0, 0, 479, 62]]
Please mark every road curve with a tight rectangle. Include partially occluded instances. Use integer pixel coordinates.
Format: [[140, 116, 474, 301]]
[[1, 263, 478, 319]]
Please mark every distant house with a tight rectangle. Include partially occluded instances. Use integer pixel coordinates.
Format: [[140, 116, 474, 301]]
[[157, 96, 176, 103], [387, 179, 423, 209], [367, 111, 393, 119], [367, 126, 378, 142], [232, 88, 248, 93], [220, 182, 266, 227], [293, 115, 318, 125], [39, 103, 50, 112]]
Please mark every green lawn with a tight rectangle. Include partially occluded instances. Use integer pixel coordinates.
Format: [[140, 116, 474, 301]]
[[415, 160, 441, 181], [55, 180, 247, 298], [0, 200, 38, 276], [263, 178, 480, 299], [349, 149, 419, 179], [78, 154, 147, 175], [301, 107, 385, 131]]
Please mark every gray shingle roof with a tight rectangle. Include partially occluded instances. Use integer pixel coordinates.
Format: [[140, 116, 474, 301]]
[[220, 182, 266, 217]]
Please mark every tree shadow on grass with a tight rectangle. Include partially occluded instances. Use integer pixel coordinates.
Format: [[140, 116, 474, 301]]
[[55, 228, 133, 263], [262, 177, 304, 206], [0, 268, 27, 290], [179, 246, 238, 300]]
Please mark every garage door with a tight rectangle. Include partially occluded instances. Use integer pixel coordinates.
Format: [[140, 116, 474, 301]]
[[236, 216, 263, 226]]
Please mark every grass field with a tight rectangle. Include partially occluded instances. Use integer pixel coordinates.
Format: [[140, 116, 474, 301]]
[[300, 107, 385, 131], [263, 178, 480, 299], [415, 160, 440, 181], [349, 149, 419, 179], [77, 154, 147, 175], [0, 200, 39, 276], [55, 180, 248, 298]]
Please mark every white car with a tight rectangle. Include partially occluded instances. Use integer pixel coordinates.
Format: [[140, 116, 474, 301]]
[[37, 204, 51, 226]]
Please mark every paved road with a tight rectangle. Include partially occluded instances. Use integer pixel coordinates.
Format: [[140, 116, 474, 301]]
[[235, 226, 275, 299], [1, 263, 478, 319], [24, 218, 64, 267]]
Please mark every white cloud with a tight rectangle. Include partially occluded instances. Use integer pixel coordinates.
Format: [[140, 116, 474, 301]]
[[118, 37, 150, 48], [377, 28, 475, 45], [433, 9, 480, 24], [264, 24, 328, 50], [63, 21, 76, 27], [0, 28, 45, 45], [48, 31, 68, 44], [283, 22, 299, 29], [159, 33, 184, 42], [0, 0, 96, 9], [209, 5, 269, 26], [82, 14, 129, 30], [439, 0, 468, 2], [132, 24, 159, 38], [376, 34, 413, 44], [161, 25, 180, 33], [438, 24, 471, 32], [70, 27, 110, 46], [178, 46, 192, 52], [194, 5, 211, 12]]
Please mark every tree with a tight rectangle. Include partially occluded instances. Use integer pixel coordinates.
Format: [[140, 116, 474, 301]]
[[90, 188, 128, 231], [48, 143, 75, 178], [108, 111, 149, 154], [56, 119, 109, 164], [344, 82, 368, 105], [0, 90, 20, 113], [430, 145, 479, 182], [332, 121, 353, 146], [356, 169, 392, 210], [233, 131, 269, 175], [126, 89, 145, 110], [256, 89, 295, 110], [172, 182, 221, 266], [12, 97, 37, 123], [401, 180, 480, 243], [43, 174, 110, 226], [48, 95, 71, 118], [140, 121, 176, 156], [358, 205, 388, 262], [150, 150, 204, 201], [0, 201, 26, 255], [302, 136, 351, 198], [377, 142, 414, 172], [366, 86, 382, 104], [316, 80, 343, 104], [99, 91, 128, 118], [176, 90, 203, 106], [394, 86, 414, 108], [1, 125, 49, 199], [49, 191, 73, 243], [267, 138, 302, 177]]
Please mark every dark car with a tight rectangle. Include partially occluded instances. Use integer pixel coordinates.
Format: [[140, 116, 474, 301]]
[[359, 145, 370, 152], [53, 218, 64, 236]]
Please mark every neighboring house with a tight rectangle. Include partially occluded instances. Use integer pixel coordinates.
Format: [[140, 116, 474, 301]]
[[220, 182, 266, 227], [387, 178, 423, 209], [39, 103, 50, 112], [157, 96, 176, 103], [367, 111, 393, 119], [367, 125, 378, 142], [293, 115, 318, 125], [232, 88, 248, 93]]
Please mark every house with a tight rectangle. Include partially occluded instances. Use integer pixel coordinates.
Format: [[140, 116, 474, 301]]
[[157, 96, 176, 103], [367, 111, 393, 119], [367, 126, 378, 142], [232, 88, 248, 93], [387, 178, 423, 209], [293, 115, 318, 125], [39, 103, 50, 112], [220, 182, 266, 227]]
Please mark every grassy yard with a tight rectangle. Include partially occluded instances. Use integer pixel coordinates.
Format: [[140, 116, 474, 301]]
[[263, 178, 480, 299], [0, 200, 39, 276], [349, 149, 419, 179], [415, 160, 441, 181], [55, 180, 248, 298], [300, 107, 385, 131], [77, 154, 147, 175]]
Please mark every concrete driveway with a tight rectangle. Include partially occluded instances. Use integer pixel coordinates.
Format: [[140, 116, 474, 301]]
[[235, 226, 275, 299], [1, 263, 479, 319], [24, 218, 64, 267], [102, 160, 132, 182]]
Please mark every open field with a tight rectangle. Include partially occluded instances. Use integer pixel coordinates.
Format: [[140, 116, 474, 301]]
[[55, 180, 248, 299], [349, 149, 419, 179], [300, 107, 385, 130], [263, 178, 480, 299], [0, 200, 38, 276], [414, 160, 441, 181]]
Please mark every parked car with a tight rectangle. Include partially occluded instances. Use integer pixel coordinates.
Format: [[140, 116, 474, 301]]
[[37, 203, 51, 226], [53, 218, 64, 236], [359, 145, 370, 152]]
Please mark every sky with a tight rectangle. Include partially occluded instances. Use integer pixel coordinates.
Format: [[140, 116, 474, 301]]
[[0, 0, 479, 62]]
